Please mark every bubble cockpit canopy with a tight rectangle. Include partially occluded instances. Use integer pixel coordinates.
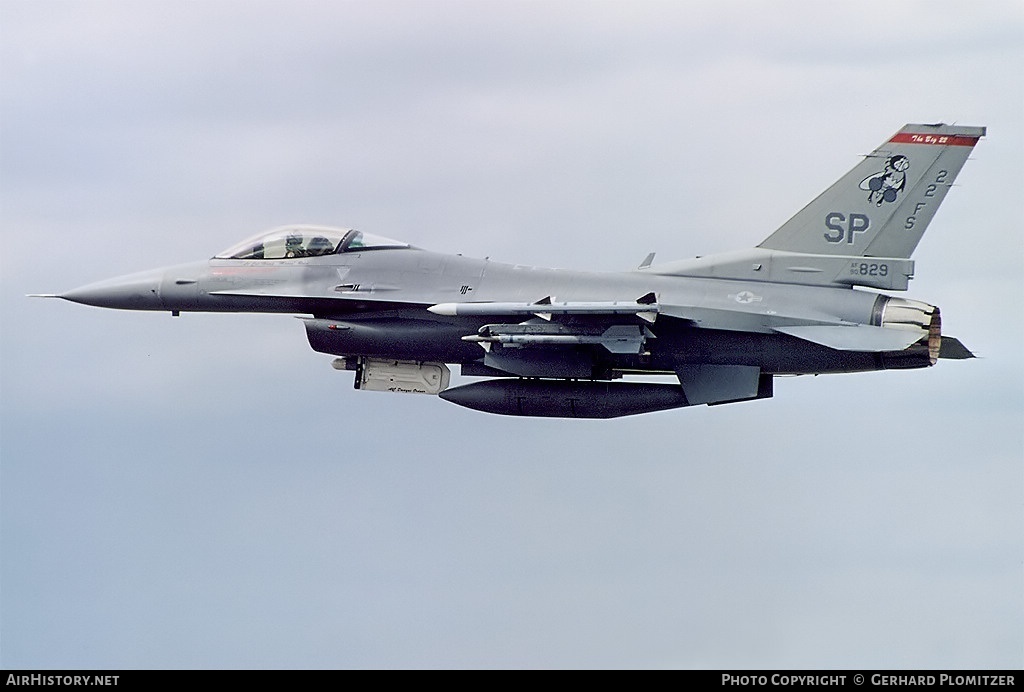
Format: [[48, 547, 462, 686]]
[[215, 225, 410, 260]]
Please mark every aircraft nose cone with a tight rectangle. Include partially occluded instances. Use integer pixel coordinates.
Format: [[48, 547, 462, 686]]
[[61, 267, 165, 310]]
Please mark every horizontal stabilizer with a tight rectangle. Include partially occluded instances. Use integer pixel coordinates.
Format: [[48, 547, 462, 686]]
[[675, 364, 765, 405], [774, 324, 923, 352], [938, 336, 975, 360]]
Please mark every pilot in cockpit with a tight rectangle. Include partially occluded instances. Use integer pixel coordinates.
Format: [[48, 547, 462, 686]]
[[307, 236, 334, 256], [285, 234, 305, 258]]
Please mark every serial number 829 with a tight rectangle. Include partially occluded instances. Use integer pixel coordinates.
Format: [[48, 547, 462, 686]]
[[850, 262, 889, 277]]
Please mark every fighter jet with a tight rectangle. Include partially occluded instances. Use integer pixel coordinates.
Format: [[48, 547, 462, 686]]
[[43, 123, 983, 417]]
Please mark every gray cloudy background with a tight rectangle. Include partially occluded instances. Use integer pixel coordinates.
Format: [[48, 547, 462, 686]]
[[2, 0, 1021, 669]]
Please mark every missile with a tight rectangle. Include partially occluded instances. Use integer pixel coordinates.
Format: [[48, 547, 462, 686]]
[[428, 293, 659, 322], [462, 325, 647, 354]]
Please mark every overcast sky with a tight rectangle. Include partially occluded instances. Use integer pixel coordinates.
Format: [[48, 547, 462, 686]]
[[2, 0, 1021, 669]]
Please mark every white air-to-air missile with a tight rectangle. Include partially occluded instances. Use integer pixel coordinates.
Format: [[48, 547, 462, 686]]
[[41, 123, 983, 417]]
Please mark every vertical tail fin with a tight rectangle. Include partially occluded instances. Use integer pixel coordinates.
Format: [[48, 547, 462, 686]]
[[758, 123, 984, 259]]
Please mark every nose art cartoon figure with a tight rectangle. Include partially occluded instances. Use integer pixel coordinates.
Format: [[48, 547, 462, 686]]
[[859, 154, 909, 206]]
